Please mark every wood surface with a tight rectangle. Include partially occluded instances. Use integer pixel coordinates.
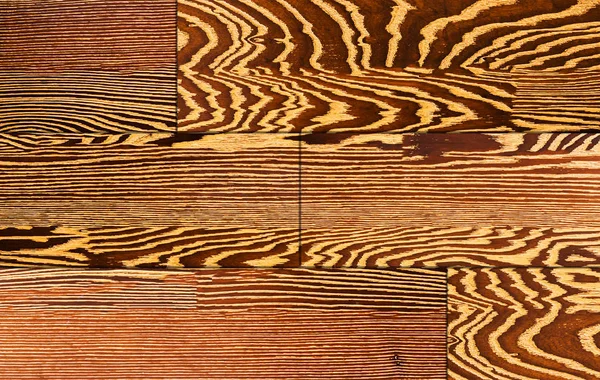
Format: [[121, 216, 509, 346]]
[[0, 267, 447, 379], [0, 0, 176, 133], [301, 133, 600, 267], [448, 267, 600, 380], [177, 0, 600, 132], [0, 71, 176, 134], [0, 133, 299, 268]]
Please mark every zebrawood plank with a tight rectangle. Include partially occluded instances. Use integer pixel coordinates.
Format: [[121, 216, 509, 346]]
[[0, 0, 176, 133], [0, 133, 299, 268], [0, 71, 176, 133], [178, 0, 600, 132], [0, 267, 447, 379], [448, 268, 600, 380], [301, 133, 600, 267]]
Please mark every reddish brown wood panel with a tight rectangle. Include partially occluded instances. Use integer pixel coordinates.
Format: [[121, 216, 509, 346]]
[[0, 267, 447, 379], [178, 0, 600, 132], [0, 133, 299, 268], [300, 133, 600, 267], [0, 0, 176, 133], [0, 0, 175, 71], [448, 267, 600, 380]]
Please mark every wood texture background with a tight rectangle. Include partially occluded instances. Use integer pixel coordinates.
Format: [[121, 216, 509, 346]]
[[448, 268, 600, 380], [2, 0, 600, 377], [301, 133, 600, 267], [177, 0, 600, 132], [4, 133, 600, 269], [0, 133, 299, 268], [0, 0, 177, 133], [0, 267, 447, 380]]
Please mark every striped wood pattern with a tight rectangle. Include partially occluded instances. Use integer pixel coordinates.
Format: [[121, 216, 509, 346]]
[[448, 268, 600, 380], [301, 133, 600, 267], [0, 134, 299, 268], [0, 0, 176, 133], [178, 0, 600, 132], [0, 71, 176, 134], [0, 267, 447, 379]]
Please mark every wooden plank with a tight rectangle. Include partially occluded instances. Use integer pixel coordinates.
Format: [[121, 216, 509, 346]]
[[301, 133, 600, 267], [0, 267, 447, 379], [177, 0, 600, 132], [0, 133, 299, 268], [448, 267, 600, 380], [0, 0, 176, 133], [0, 71, 176, 133]]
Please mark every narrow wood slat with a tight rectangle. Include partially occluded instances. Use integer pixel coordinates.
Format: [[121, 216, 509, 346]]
[[0, 134, 300, 268], [0, 0, 176, 133], [448, 267, 600, 380], [0, 267, 447, 379], [301, 133, 600, 267], [178, 0, 600, 132]]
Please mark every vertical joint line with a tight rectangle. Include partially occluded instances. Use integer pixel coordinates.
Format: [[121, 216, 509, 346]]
[[298, 131, 302, 268], [174, 0, 178, 134], [445, 267, 449, 379]]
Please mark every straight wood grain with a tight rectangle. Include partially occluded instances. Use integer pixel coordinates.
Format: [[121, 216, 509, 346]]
[[0, 267, 447, 379], [0, 0, 175, 72], [0, 0, 176, 133], [448, 268, 600, 380], [301, 133, 600, 267], [178, 0, 600, 132], [0, 133, 299, 268]]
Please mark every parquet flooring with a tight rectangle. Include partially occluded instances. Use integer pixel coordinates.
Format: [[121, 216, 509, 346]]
[[2, 0, 600, 378]]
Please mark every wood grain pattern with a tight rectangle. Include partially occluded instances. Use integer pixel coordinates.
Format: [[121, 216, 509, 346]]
[[448, 268, 600, 380], [177, 0, 600, 132], [0, 0, 176, 133], [0, 133, 299, 268], [0, 71, 176, 133], [301, 133, 600, 267], [0, 267, 447, 379], [0, 0, 175, 71]]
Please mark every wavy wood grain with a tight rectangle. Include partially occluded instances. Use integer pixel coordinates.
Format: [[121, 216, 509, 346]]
[[448, 268, 600, 380], [178, 0, 600, 132], [0, 71, 176, 133], [0, 267, 447, 379], [0, 133, 299, 268], [301, 133, 600, 267], [0, 0, 176, 133], [302, 227, 600, 268]]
